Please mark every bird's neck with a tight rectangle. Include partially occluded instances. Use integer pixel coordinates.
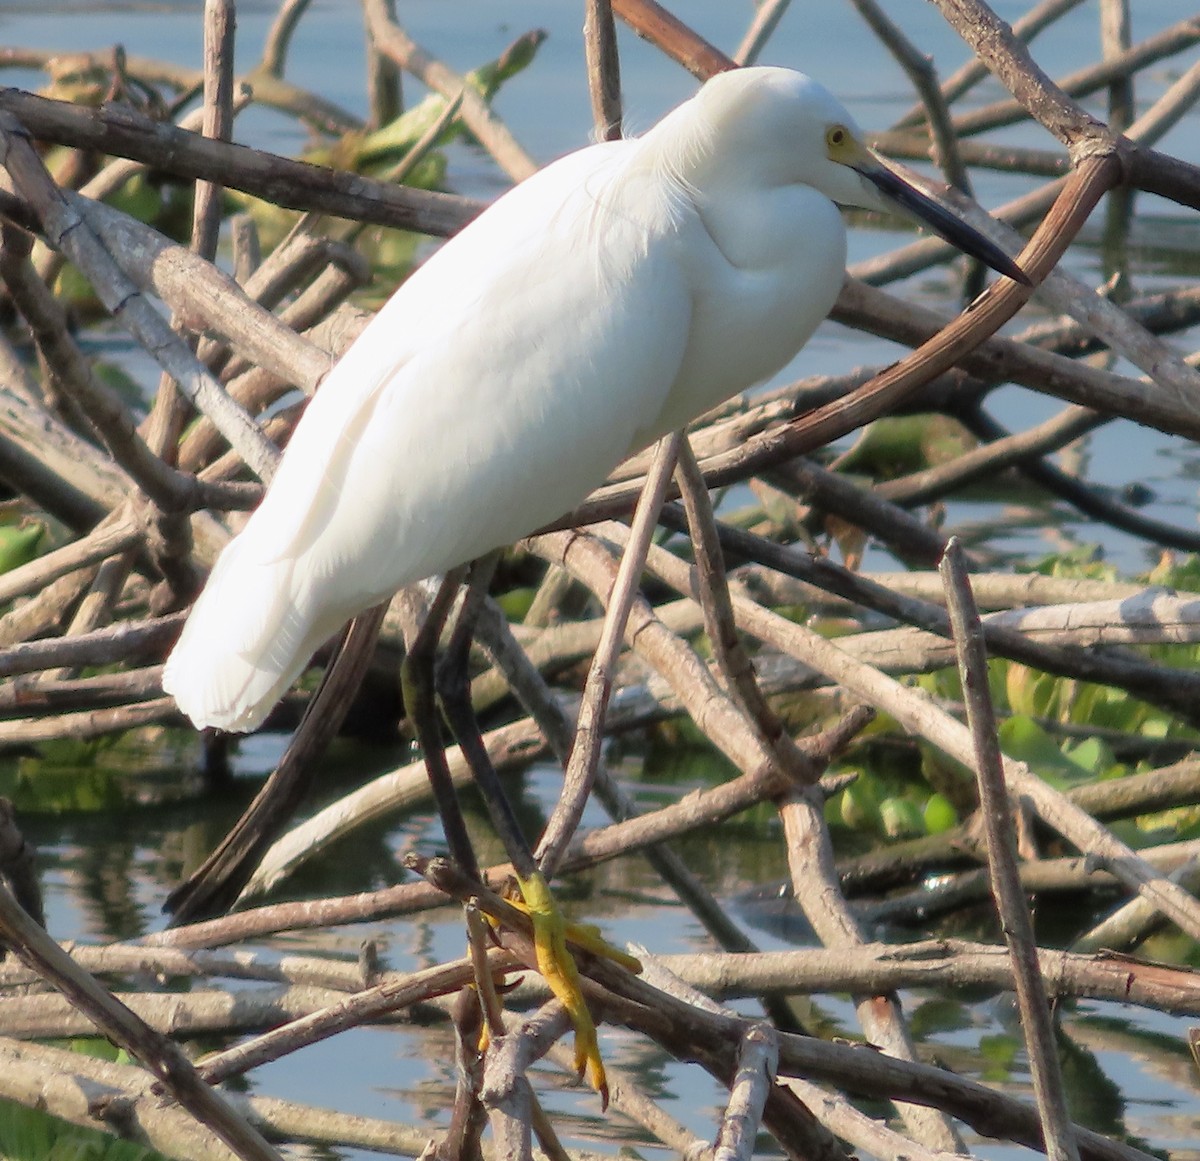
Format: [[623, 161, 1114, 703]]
[[635, 100, 719, 200]]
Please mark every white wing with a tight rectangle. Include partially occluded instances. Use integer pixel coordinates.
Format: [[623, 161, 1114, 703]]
[[164, 143, 694, 731]]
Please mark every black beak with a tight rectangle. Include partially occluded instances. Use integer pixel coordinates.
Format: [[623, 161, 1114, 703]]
[[858, 159, 1031, 286]]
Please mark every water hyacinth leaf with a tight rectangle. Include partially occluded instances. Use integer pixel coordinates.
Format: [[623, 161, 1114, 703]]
[[910, 997, 973, 1037], [923, 792, 959, 834], [838, 774, 881, 831], [979, 1033, 1020, 1082], [879, 795, 925, 838], [835, 413, 976, 480], [1060, 734, 1118, 777], [1004, 659, 1059, 720], [998, 715, 1103, 789], [0, 521, 44, 574], [322, 30, 548, 171]]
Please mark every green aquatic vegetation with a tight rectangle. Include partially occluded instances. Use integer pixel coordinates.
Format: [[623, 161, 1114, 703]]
[[978, 1032, 1021, 1082], [318, 30, 547, 172], [244, 32, 546, 287], [0, 518, 45, 575], [835, 413, 977, 480], [828, 552, 1200, 839], [0, 1100, 171, 1161], [0, 731, 201, 814]]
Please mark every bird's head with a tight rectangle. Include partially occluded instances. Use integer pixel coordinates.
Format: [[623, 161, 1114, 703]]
[[692, 67, 1028, 284]]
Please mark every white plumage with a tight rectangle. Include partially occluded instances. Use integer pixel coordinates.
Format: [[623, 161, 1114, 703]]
[[163, 67, 1020, 732]]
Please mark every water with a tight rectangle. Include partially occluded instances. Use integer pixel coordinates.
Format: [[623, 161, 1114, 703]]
[[3, 2, 1200, 1158]]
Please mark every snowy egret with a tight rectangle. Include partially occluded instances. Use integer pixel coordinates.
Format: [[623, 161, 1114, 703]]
[[163, 66, 1022, 731], [163, 65, 1027, 1105]]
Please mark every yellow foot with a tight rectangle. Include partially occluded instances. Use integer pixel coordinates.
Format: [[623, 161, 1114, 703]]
[[512, 870, 640, 1109]]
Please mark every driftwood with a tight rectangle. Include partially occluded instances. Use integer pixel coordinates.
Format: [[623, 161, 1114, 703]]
[[1, 0, 1200, 1158]]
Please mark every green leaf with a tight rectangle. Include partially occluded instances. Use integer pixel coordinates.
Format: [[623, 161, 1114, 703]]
[[923, 792, 959, 834], [495, 586, 537, 620], [839, 776, 880, 832], [0, 522, 44, 574], [1060, 735, 1116, 777], [338, 30, 547, 168], [978, 1032, 1020, 1081], [879, 795, 924, 838], [997, 716, 1095, 789], [909, 996, 972, 1036], [0, 1097, 173, 1160], [834, 414, 974, 480]]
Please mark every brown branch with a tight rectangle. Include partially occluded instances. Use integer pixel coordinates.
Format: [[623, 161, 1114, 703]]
[[847, 0, 973, 196], [0, 224, 198, 512], [536, 433, 682, 876], [258, 0, 312, 78], [939, 540, 1079, 1161], [0, 88, 478, 236], [361, 0, 539, 181], [584, 0, 623, 140], [894, 0, 1087, 127], [0, 113, 278, 481], [945, 15, 1200, 142], [0, 881, 283, 1161], [610, 0, 736, 80], [164, 603, 391, 923]]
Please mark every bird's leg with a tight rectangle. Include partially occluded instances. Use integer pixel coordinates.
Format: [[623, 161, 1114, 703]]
[[436, 554, 610, 1107], [436, 553, 533, 881], [400, 565, 481, 882], [167, 603, 390, 923]]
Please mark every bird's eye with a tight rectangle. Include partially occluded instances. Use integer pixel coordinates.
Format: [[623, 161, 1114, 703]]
[[826, 125, 849, 152]]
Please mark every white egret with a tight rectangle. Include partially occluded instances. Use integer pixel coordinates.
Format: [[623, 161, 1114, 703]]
[[163, 66, 1026, 1103], [163, 66, 1022, 731]]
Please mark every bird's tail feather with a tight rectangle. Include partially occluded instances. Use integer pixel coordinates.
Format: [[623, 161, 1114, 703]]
[[162, 537, 329, 733]]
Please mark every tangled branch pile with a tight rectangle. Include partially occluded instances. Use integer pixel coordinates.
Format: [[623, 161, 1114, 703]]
[[1, 1, 1200, 1159]]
